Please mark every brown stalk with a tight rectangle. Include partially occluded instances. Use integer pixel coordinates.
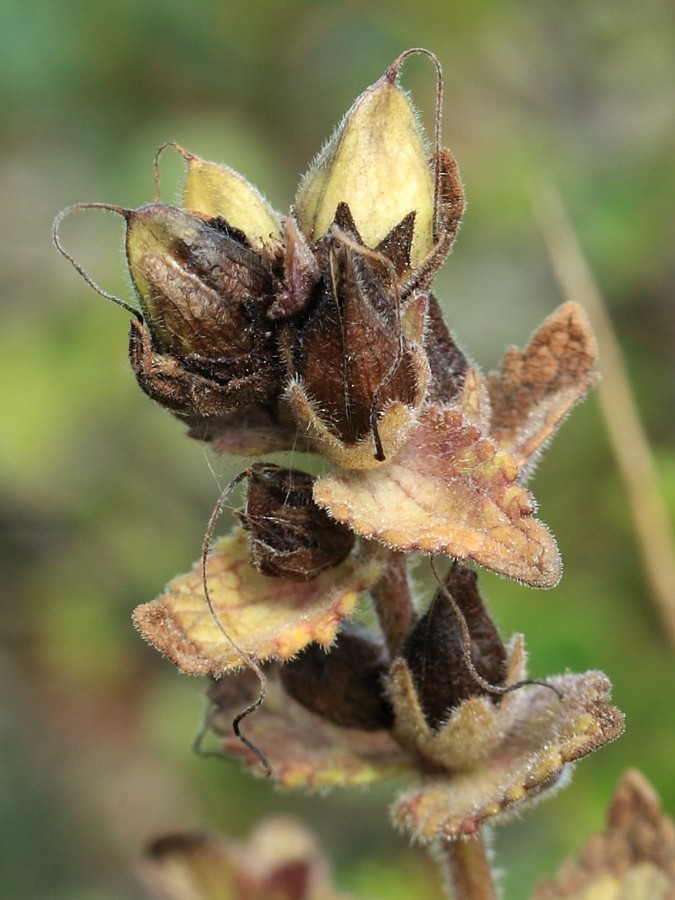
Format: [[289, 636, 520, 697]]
[[433, 834, 497, 900], [370, 549, 416, 658]]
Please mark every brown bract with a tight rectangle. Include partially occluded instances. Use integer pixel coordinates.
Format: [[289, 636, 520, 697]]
[[488, 301, 598, 474], [401, 565, 507, 729], [532, 770, 675, 899], [282, 213, 432, 465]]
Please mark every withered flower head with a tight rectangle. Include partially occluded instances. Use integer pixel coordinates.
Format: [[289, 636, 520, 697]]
[[59, 50, 622, 886], [124, 202, 283, 424], [283, 49, 465, 466], [387, 567, 624, 840], [140, 817, 356, 900]]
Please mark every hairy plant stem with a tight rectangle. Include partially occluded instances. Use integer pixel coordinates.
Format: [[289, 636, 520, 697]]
[[434, 833, 497, 900], [370, 549, 415, 658]]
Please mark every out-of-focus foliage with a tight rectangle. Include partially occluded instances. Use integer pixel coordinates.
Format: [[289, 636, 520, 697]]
[[1, 1, 673, 897]]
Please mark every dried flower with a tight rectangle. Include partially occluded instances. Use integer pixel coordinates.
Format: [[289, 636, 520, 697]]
[[532, 770, 675, 899], [140, 817, 355, 900], [59, 48, 624, 899], [204, 565, 623, 840], [237, 464, 355, 582]]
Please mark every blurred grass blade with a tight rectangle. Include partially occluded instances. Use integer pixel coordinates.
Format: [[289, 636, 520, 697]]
[[533, 182, 675, 647]]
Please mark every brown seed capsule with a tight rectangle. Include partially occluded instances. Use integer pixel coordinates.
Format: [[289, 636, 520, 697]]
[[280, 624, 394, 730], [126, 203, 273, 357], [236, 463, 355, 581], [124, 204, 282, 422], [281, 204, 429, 456], [401, 564, 507, 730]]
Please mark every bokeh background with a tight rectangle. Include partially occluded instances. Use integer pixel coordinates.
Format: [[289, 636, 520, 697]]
[[2, 1, 674, 897]]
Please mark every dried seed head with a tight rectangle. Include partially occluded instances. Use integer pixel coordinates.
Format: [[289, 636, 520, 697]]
[[282, 205, 429, 460], [295, 57, 435, 266], [237, 464, 355, 581], [401, 564, 507, 729], [125, 203, 273, 358]]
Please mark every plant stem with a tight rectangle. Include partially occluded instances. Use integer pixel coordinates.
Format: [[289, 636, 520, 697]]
[[370, 549, 415, 657], [434, 834, 497, 900]]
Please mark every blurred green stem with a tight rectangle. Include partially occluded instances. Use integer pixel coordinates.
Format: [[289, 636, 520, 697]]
[[533, 182, 675, 648]]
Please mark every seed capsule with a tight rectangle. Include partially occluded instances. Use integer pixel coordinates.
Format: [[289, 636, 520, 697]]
[[125, 203, 273, 358], [237, 464, 356, 581], [401, 565, 507, 730], [174, 144, 282, 251]]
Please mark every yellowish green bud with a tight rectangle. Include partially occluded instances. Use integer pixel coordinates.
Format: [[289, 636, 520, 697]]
[[172, 144, 281, 250], [295, 60, 435, 266]]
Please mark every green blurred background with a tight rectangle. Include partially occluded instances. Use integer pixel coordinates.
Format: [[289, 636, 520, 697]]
[[1, 0, 674, 897]]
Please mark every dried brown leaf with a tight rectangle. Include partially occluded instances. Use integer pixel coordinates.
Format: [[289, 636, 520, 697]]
[[208, 675, 407, 789], [487, 302, 598, 472], [314, 402, 561, 588]]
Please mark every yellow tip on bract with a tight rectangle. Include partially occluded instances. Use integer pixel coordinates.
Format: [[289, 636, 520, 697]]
[[295, 68, 434, 266], [180, 148, 281, 249]]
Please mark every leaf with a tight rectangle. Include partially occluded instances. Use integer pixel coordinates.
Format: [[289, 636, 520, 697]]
[[391, 671, 624, 842], [133, 527, 382, 677], [314, 401, 561, 588], [208, 675, 407, 789], [487, 302, 598, 472]]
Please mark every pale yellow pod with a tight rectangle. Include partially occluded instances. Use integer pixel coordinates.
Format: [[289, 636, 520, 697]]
[[295, 70, 434, 266], [181, 150, 281, 249]]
